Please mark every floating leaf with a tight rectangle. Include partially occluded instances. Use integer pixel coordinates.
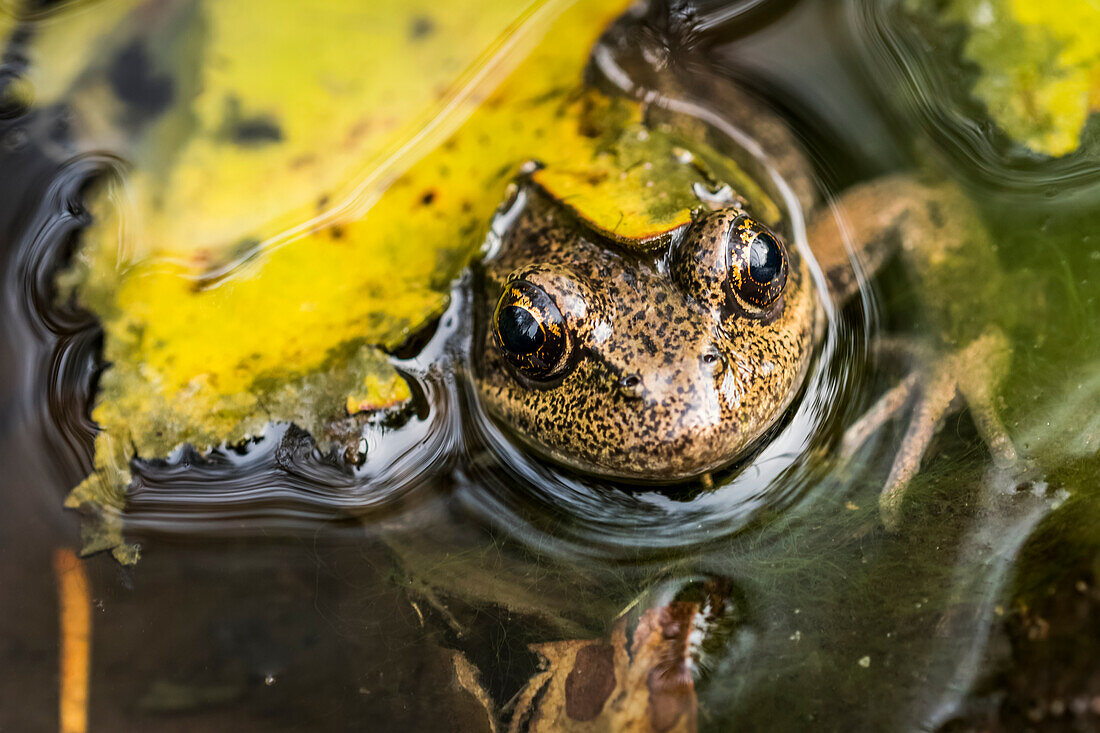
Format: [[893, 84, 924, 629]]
[[534, 130, 780, 245], [9, 0, 772, 559]]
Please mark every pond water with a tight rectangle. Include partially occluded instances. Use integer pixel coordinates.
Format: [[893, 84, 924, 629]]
[[1, 0, 1098, 730]]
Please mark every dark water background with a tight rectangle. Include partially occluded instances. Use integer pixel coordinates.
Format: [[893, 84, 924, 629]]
[[2, 0, 1099, 730]]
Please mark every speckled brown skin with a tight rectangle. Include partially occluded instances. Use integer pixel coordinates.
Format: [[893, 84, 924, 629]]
[[474, 188, 816, 482]]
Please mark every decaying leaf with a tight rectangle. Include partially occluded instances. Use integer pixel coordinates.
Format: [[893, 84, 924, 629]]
[[32, 0, 621, 558], [914, 0, 1100, 157], [5, 0, 773, 559], [509, 603, 699, 733]]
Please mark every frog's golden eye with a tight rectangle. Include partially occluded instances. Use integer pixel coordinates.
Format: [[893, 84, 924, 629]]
[[493, 280, 569, 380], [727, 215, 788, 309]]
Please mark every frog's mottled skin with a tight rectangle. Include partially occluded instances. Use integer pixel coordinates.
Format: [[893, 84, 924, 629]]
[[475, 189, 816, 482]]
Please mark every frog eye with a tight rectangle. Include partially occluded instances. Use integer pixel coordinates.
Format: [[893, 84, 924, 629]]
[[727, 215, 788, 309], [493, 280, 570, 380]]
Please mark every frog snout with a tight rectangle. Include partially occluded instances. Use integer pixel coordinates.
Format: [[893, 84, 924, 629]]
[[610, 343, 730, 412], [599, 347, 743, 480]]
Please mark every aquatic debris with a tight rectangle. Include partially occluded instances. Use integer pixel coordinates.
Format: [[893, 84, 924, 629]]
[[53, 548, 91, 733], [511, 603, 698, 732]]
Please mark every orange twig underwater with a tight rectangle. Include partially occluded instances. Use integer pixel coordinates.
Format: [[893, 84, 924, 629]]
[[53, 548, 91, 733]]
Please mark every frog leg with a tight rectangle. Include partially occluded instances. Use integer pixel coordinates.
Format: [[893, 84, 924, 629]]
[[840, 333, 935, 460], [879, 364, 959, 530], [952, 329, 1018, 468], [840, 371, 920, 459], [808, 178, 1021, 526], [879, 328, 1018, 529], [806, 175, 939, 302], [870, 335, 934, 365]]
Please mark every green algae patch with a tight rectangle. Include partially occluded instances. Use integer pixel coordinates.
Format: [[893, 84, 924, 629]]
[[915, 0, 1100, 157]]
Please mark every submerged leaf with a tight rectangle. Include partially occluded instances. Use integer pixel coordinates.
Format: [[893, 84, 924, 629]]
[[917, 0, 1100, 157], [512, 604, 699, 732]]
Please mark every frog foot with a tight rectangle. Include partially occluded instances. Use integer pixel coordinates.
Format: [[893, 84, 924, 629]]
[[841, 328, 1019, 530]]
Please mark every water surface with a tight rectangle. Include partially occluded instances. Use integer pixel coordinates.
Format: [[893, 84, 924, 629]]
[[1, 0, 1098, 730]]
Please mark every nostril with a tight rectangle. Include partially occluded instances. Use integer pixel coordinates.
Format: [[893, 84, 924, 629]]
[[702, 347, 725, 370], [617, 374, 644, 400]]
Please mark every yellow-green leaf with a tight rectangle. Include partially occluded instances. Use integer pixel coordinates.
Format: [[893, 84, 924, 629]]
[[533, 112, 779, 245], [21, 0, 773, 559], [44, 0, 637, 558], [918, 0, 1100, 157]]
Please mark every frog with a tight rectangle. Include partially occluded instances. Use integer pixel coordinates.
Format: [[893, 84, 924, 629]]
[[460, 21, 1025, 725], [472, 26, 1020, 533]]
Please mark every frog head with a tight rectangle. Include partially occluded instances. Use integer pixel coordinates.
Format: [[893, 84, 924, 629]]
[[473, 186, 817, 482]]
